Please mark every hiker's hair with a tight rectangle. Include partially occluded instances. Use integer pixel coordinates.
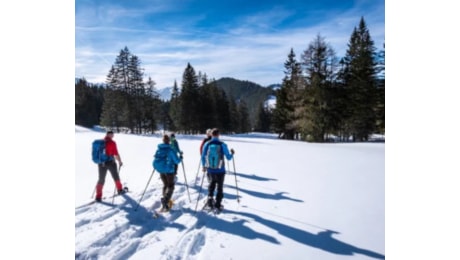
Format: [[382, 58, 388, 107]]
[[163, 134, 170, 143]]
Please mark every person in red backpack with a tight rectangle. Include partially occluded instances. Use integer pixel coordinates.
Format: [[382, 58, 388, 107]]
[[95, 130, 125, 202]]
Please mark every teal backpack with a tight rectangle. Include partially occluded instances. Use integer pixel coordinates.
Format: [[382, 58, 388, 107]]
[[205, 141, 223, 169]]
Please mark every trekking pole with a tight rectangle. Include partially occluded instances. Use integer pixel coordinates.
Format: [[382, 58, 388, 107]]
[[91, 185, 96, 198], [112, 165, 122, 204], [194, 169, 206, 212], [135, 169, 156, 211], [232, 156, 240, 203], [194, 160, 201, 185], [181, 161, 191, 203]]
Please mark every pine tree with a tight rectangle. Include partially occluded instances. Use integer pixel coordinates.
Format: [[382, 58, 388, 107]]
[[179, 63, 201, 133], [144, 76, 161, 133], [254, 102, 272, 132], [169, 80, 181, 131], [301, 34, 339, 142], [129, 54, 146, 133], [75, 78, 104, 127], [100, 66, 123, 131], [375, 44, 385, 134], [228, 97, 239, 133], [100, 47, 149, 133], [237, 100, 251, 133], [198, 79, 219, 131], [340, 17, 378, 141], [272, 48, 305, 139]]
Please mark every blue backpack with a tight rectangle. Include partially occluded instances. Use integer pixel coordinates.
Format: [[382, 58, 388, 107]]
[[153, 146, 172, 173], [92, 139, 111, 164], [205, 141, 223, 169]]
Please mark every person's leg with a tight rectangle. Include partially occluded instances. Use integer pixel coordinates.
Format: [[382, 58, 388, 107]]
[[215, 174, 226, 208], [160, 174, 168, 208], [207, 173, 217, 207], [96, 164, 108, 200], [164, 174, 176, 205], [107, 161, 123, 192]]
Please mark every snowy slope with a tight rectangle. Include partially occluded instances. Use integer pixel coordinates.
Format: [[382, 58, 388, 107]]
[[75, 125, 384, 259]]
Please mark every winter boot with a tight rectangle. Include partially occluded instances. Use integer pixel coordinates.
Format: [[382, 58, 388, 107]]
[[206, 197, 215, 209], [161, 197, 169, 211], [214, 201, 222, 211], [95, 184, 103, 201], [118, 187, 128, 195]]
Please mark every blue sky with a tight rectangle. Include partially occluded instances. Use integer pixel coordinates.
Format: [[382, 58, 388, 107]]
[[75, 0, 385, 88]]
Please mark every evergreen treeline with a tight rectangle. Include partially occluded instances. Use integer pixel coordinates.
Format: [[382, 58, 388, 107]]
[[75, 17, 384, 142], [75, 78, 104, 128], [272, 17, 384, 142]]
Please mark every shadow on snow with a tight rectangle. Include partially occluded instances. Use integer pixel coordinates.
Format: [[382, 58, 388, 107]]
[[224, 209, 385, 259], [225, 184, 303, 203]]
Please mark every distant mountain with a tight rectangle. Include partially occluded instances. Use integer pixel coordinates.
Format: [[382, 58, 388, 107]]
[[157, 77, 277, 125], [157, 87, 173, 101], [214, 77, 276, 124]]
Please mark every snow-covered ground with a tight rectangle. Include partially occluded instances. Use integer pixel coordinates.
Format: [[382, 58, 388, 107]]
[[75, 125, 384, 259]]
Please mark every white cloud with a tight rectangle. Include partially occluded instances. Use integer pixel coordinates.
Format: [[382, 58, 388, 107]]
[[75, 2, 385, 88]]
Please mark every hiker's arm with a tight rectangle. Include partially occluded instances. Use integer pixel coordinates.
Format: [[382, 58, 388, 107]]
[[115, 155, 123, 166], [222, 143, 233, 160], [201, 143, 208, 167]]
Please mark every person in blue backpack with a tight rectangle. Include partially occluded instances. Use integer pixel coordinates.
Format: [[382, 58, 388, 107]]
[[153, 134, 182, 211], [95, 130, 125, 202], [201, 128, 235, 210]]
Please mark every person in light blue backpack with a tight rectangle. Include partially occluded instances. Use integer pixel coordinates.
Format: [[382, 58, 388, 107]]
[[201, 128, 234, 210], [153, 134, 182, 211]]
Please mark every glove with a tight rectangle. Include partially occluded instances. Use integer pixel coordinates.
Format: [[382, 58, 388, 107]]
[[202, 167, 207, 172], [119, 161, 123, 167], [180, 155, 183, 159], [230, 148, 235, 155]]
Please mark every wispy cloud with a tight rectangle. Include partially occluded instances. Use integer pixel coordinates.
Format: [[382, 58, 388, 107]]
[[75, 0, 384, 88]]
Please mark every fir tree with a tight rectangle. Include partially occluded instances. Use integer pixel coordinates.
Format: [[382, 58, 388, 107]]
[[75, 78, 104, 128], [272, 48, 304, 139], [100, 47, 151, 133], [237, 100, 251, 133], [179, 63, 200, 133], [301, 34, 339, 142], [144, 76, 161, 133], [340, 17, 378, 141], [198, 79, 219, 131], [375, 44, 385, 134], [228, 97, 239, 133], [254, 102, 272, 132], [168, 80, 181, 131]]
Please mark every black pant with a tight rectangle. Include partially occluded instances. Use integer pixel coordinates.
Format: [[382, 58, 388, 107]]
[[160, 174, 175, 202], [208, 173, 225, 205]]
